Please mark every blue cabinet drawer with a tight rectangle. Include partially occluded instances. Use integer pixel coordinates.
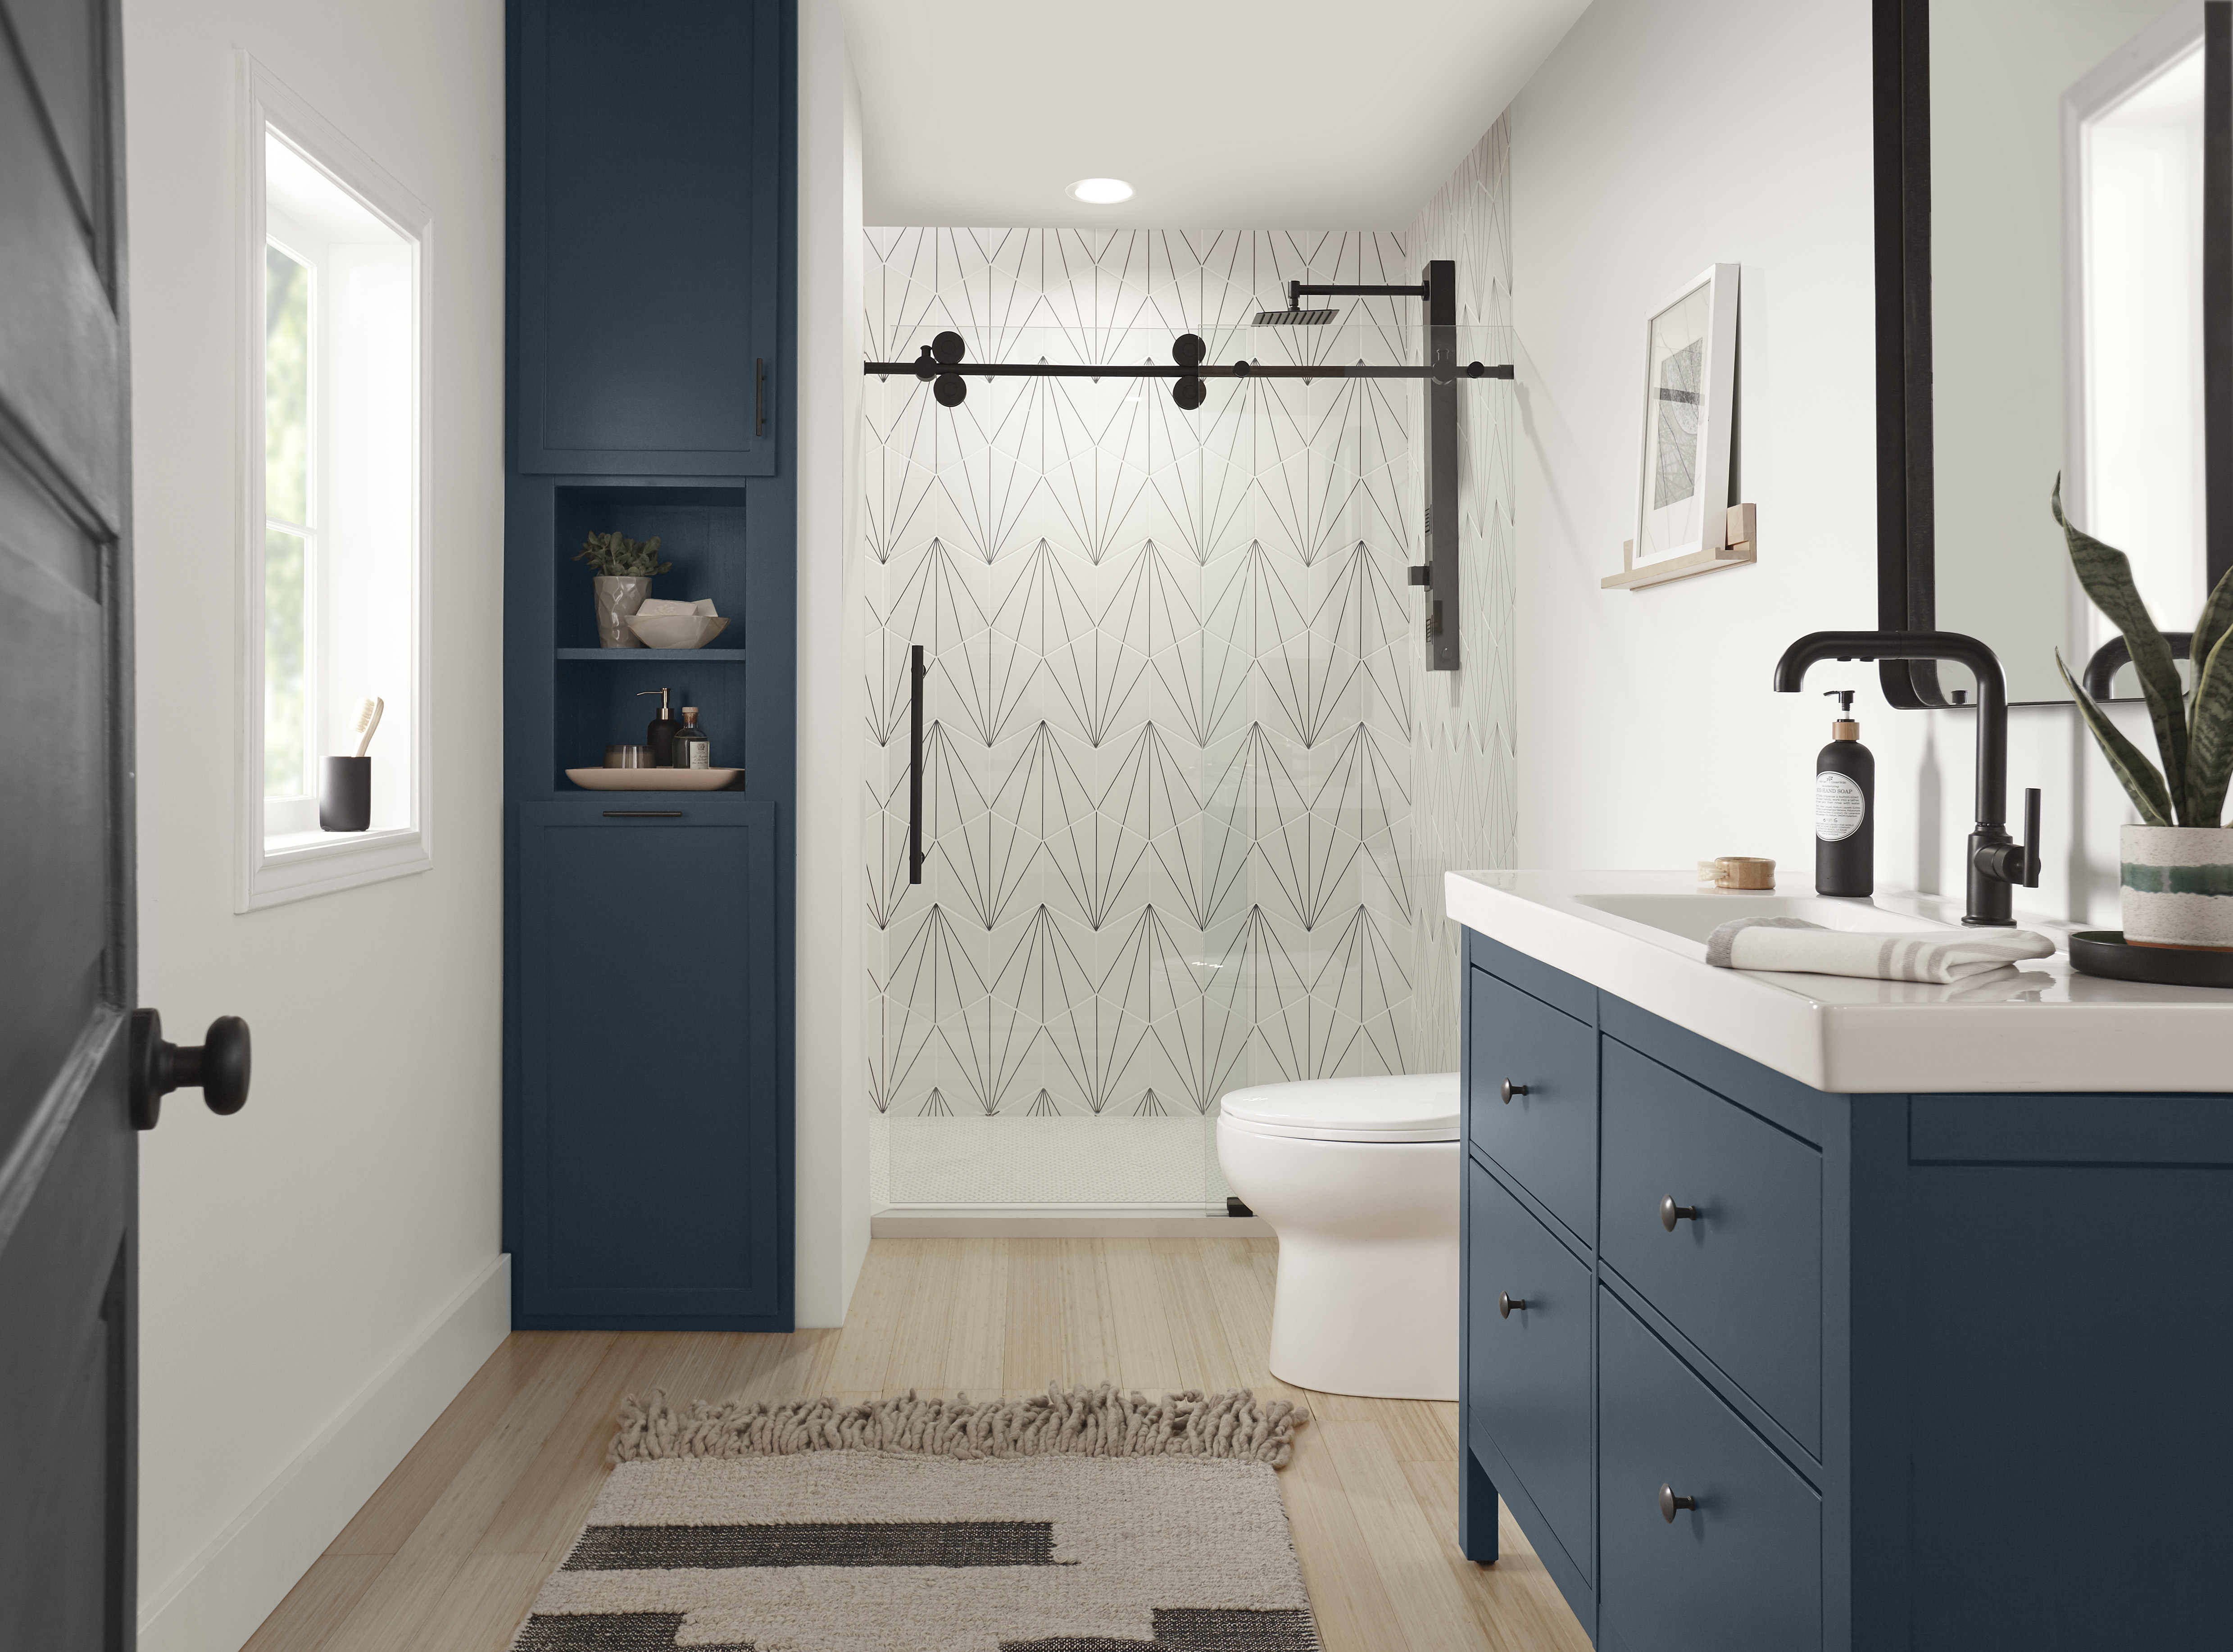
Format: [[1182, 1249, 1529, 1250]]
[[1598, 1289, 1821, 1652], [1468, 967, 1596, 1241], [1601, 1038, 1822, 1454], [1468, 1159, 1593, 1581]]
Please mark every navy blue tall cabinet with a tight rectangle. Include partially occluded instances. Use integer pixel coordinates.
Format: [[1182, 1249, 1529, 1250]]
[[504, 0, 797, 1330]]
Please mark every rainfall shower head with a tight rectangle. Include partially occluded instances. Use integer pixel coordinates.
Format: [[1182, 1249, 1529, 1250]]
[[1253, 307, 1339, 325]]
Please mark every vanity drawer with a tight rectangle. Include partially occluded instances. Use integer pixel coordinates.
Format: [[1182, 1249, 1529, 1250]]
[[1601, 1038, 1822, 1454], [1467, 967, 1596, 1240], [1598, 1289, 1821, 1652], [1468, 1158, 1593, 1581]]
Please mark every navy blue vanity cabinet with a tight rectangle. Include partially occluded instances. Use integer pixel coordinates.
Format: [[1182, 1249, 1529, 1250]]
[[515, 800, 782, 1324], [514, 0, 783, 476], [504, 0, 797, 1330], [1457, 926, 2233, 1650]]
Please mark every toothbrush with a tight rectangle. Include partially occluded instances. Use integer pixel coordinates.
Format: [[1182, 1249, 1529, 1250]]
[[350, 696, 385, 758]]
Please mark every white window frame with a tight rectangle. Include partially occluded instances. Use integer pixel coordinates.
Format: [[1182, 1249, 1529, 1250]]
[[236, 54, 435, 911]]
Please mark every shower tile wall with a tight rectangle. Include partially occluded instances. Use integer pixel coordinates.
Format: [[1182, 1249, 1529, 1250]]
[[1408, 119, 1518, 1069], [862, 229, 1418, 1203]]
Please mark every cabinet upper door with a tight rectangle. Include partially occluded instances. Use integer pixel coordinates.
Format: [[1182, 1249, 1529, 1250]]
[[516, 0, 783, 476]]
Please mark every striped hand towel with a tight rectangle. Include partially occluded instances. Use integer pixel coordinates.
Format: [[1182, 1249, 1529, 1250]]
[[1704, 917, 2056, 984]]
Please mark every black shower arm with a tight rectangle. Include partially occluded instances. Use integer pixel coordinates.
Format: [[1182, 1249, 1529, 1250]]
[[1288, 279, 1431, 306]]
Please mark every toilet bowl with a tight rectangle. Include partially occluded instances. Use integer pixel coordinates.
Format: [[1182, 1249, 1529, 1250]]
[[1216, 1073, 1461, 1402]]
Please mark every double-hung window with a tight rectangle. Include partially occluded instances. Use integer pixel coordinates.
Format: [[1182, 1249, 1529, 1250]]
[[240, 60, 433, 908]]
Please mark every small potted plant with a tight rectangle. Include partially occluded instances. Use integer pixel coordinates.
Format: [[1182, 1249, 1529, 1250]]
[[2053, 482, 2233, 949], [574, 530, 672, 648]]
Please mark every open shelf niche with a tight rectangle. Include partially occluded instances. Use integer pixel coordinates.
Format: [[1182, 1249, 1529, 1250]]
[[551, 484, 749, 788]]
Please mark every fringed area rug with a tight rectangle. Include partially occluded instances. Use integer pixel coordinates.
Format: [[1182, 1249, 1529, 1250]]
[[511, 1385, 1318, 1652]]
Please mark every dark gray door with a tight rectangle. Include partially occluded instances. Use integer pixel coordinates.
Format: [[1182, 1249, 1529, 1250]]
[[0, 3, 243, 1646], [0, 0, 139, 1644]]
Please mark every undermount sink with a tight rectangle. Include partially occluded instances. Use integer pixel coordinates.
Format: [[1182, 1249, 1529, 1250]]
[[1573, 892, 1960, 946]]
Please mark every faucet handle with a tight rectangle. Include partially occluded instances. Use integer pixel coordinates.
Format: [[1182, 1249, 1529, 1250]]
[[1972, 786, 2042, 892], [2020, 786, 2041, 889]]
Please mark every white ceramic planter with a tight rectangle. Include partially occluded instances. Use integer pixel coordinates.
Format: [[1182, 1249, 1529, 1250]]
[[2121, 824, 2233, 949], [593, 575, 652, 647]]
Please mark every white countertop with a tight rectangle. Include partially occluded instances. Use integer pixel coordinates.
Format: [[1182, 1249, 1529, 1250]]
[[1445, 870, 2233, 1094]]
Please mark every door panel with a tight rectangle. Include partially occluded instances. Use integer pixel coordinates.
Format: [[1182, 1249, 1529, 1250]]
[[517, 800, 784, 1323], [1467, 1158, 1594, 1581], [0, 0, 136, 1644], [515, 0, 782, 476]]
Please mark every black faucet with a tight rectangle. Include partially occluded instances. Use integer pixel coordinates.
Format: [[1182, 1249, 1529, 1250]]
[[1772, 631, 2040, 926]]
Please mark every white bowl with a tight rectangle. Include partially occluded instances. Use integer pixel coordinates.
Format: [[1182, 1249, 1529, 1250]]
[[626, 614, 731, 649]]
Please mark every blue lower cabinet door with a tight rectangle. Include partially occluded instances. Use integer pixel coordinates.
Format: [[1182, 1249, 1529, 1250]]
[[518, 801, 782, 1321], [1467, 1160, 1593, 1581], [1598, 1288, 1821, 1652]]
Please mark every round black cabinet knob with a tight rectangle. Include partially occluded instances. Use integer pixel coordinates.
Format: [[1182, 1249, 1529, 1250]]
[[1497, 1291, 1527, 1320], [1499, 1078, 1529, 1104], [1660, 1196, 1700, 1231], [1659, 1484, 1698, 1522], [129, 1008, 252, 1131]]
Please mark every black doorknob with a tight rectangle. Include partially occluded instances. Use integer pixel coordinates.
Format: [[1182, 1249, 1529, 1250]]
[[1497, 1291, 1527, 1319], [1660, 1196, 1700, 1231], [1659, 1484, 1698, 1522], [1499, 1078, 1528, 1104], [130, 1008, 251, 1130]]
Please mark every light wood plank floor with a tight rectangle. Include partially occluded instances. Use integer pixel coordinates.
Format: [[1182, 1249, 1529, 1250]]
[[245, 1239, 1592, 1652]]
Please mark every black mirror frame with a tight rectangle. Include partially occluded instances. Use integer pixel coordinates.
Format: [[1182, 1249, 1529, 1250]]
[[1873, 0, 2233, 709]]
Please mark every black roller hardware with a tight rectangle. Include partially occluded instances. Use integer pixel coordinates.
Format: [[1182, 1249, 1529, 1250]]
[[130, 1008, 251, 1130]]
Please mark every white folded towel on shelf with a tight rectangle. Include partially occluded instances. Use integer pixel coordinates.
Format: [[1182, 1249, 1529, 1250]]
[[1705, 917, 2056, 984]]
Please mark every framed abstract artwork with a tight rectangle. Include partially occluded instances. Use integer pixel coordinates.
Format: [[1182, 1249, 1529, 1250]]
[[1632, 263, 1740, 568]]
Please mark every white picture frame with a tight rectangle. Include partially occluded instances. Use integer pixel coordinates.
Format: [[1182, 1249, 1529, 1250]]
[[1632, 263, 1740, 567]]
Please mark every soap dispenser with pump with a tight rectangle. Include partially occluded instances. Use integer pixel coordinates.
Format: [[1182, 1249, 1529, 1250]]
[[1815, 689, 1874, 897], [638, 687, 677, 767]]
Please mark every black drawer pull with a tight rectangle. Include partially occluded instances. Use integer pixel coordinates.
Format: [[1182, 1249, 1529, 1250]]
[[1497, 1291, 1527, 1319], [1498, 1077, 1528, 1104], [1659, 1484, 1698, 1522], [1660, 1196, 1700, 1231], [604, 810, 683, 817]]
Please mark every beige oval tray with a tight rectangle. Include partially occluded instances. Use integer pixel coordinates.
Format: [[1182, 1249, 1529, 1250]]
[[565, 767, 742, 792]]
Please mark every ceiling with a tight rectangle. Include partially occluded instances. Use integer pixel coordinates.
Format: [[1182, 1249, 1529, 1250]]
[[840, 0, 1594, 229]]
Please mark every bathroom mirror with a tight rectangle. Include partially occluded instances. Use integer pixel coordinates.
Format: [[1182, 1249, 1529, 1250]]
[[1877, 0, 2230, 706]]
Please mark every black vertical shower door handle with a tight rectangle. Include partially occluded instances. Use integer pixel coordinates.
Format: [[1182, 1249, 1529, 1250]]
[[909, 644, 926, 885]]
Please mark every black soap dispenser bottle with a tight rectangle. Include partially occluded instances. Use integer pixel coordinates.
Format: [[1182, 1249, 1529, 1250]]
[[1815, 689, 1874, 897], [639, 687, 676, 767]]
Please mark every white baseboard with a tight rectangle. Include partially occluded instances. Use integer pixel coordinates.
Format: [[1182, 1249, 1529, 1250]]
[[871, 1210, 1272, 1238], [137, 1253, 513, 1652]]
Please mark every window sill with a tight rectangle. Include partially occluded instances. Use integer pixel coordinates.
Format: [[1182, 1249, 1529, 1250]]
[[238, 824, 430, 912]]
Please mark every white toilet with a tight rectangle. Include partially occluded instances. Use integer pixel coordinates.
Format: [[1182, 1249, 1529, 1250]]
[[1216, 1073, 1461, 1402]]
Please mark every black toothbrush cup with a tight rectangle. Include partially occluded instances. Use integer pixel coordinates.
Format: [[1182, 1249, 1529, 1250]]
[[321, 694, 384, 832]]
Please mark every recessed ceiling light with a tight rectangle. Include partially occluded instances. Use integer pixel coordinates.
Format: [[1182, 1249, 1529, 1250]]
[[1067, 177, 1134, 205]]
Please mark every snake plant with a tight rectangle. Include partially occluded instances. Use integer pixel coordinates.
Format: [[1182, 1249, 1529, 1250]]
[[2052, 478, 2233, 827]]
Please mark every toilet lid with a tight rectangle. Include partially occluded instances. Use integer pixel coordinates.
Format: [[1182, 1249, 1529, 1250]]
[[1217, 1073, 1461, 1143]]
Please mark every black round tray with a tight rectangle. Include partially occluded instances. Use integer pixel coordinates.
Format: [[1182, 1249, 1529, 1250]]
[[2068, 930, 2233, 989]]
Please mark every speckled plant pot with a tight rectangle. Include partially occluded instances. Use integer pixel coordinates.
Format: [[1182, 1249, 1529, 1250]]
[[2120, 824, 2233, 950], [593, 576, 652, 648]]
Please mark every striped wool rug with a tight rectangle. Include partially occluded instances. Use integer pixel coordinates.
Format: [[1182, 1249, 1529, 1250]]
[[510, 1386, 1319, 1652]]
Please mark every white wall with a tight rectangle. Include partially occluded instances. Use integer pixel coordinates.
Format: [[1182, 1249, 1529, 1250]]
[[124, 3, 508, 1647], [1503, 0, 2145, 920], [795, 0, 871, 1326]]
